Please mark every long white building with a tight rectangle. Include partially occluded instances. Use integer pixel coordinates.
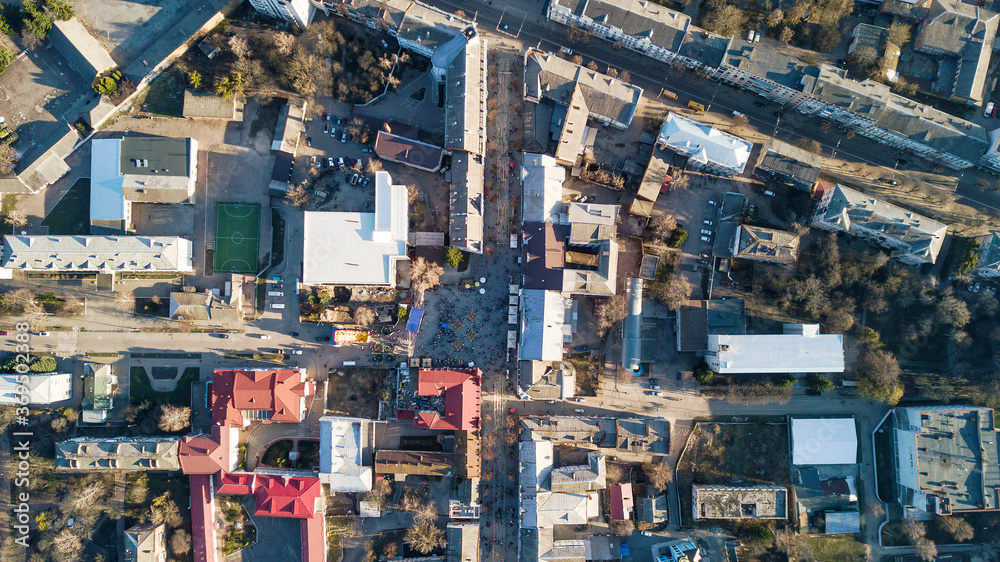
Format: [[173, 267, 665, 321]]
[[2, 235, 194, 273], [706, 324, 844, 374]]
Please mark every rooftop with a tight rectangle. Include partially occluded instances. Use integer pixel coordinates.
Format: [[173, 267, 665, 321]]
[[56, 437, 181, 471], [178, 425, 236, 475], [518, 289, 568, 362], [722, 37, 819, 91], [524, 49, 643, 127], [50, 18, 116, 80], [521, 153, 566, 223], [707, 324, 845, 374], [375, 450, 455, 476], [755, 138, 822, 185], [676, 299, 747, 352], [444, 33, 487, 155], [657, 112, 752, 174], [734, 225, 800, 264], [408, 368, 481, 430], [693, 485, 788, 520], [253, 475, 324, 519], [302, 171, 408, 285], [2, 235, 194, 272], [182, 90, 241, 120], [319, 416, 374, 492], [0, 373, 72, 405], [272, 99, 307, 154], [551, 0, 691, 52], [449, 151, 484, 253], [609, 483, 634, 521], [521, 415, 670, 455], [211, 368, 313, 427], [374, 130, 443, 172], [791, 418, 859, 465]]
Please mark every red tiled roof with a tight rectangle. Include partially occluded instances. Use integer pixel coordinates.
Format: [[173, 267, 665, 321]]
[[411, 369, 481, 431], [254, 475, 323, 519], [179, 425, 232, 475], [189, 474, 217, 562], [812, 180, 835, 200], [609, 484, 634, 521], [301, 514, 327, 562], [216, 471, 255, 495], [211, 369, 314, 427]]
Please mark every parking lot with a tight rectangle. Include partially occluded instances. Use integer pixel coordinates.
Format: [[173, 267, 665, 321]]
[[291, 109, 377, 191]]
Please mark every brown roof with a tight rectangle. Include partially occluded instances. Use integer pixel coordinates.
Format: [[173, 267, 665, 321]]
[[373, 130, 443, 171], [375, 450, 455, 476]]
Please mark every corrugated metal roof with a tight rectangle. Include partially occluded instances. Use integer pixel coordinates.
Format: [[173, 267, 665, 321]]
[[449, 151, 484, 253], [518, 290, 567, 361], [521, 153, 566, 222], [658, 113, 751, 174], [3, 235, 193, 272], [708, 332, 845, 374]]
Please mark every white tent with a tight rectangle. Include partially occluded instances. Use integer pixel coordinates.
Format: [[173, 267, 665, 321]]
[[791, 418, 858, 465]]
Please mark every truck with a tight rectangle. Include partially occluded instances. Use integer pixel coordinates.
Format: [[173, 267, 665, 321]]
[[0, 117, 18, 145], [660, 89, 678, 100], [687, 101, 706, 112]]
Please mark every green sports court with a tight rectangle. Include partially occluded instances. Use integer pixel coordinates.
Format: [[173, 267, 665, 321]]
[[214, 203, 260, 274]]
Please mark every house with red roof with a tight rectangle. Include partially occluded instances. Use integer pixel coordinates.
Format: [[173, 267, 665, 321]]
[[397, 369, 481, 431], [211, 368, 315, 427], [178, 425, 237, 475], [253, 475, 324, 518], [609, 483, 634, 521], [189, 474, 217, 562]]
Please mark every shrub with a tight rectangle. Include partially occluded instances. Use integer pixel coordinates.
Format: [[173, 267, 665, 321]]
[[0, 48, 13, 75], [806, 373, 835, 394], [668, 226, 688, 247], [693, 360, 714, 384], [771, 373, 796, 387], [29, 356, 57, 372], [94, 76, 117, 95], [444, 246, 463, 269]]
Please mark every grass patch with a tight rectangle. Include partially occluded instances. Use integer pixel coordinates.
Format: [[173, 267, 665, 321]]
[[806, 536, 867, 561], [250, 99, 282, 140], [566, 355, 601, 396], [129, 366, 200, 407], [2, 194, 17, 215], [42, 178, 90, 235], [142, 71, 185, 117]]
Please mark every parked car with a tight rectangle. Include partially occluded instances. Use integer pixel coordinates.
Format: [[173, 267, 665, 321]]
[[986, 102, 995, 118], [323, 124, 329, 134], [649, 384, 660, 390], [974, 282, 981, 293], [337, 157, 346, 168], [701, 229, 712, 235], [361, 176, 370, 187], [290, 349, 303, 355], [763, 190, 775, 197], [574, 409, 585, 413], [0, 331, 7, 336], [361, 147, 372, 153], [649, 378, 659, 384], [708, 199, 717, 206], [211, 333, 230, 339], [258, 334, 271, 339], [336, 117, 343, 125], [351, 173, 358, 185], [341, 133, 348, 143], [878, 177, 899, 186], [321, 112, 328, 121], [703, 219, 713, 226], [330, 127, 336, 137], [37, 331, 50, 337], [650, 392, 662, 397], [641, 531, 653, 537], [327, 157, 335, 168], [701, 236, 711, 242], [289, 331, 299, 337], [573, 345, 590, 352], [305, 137, 312, 147], [315, 336, 331, 342], [310, 156, 317, 168]]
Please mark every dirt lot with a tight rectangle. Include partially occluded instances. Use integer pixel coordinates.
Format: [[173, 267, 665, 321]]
[[677, 420, 790, 526], [325, 366, 389, 418]]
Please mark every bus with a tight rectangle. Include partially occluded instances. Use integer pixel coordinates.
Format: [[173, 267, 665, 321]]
[[660, 89, 678, 100], [687, 100, 706, 112]]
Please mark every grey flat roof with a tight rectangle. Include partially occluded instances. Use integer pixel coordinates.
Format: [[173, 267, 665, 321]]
[[120, 137, 192, 178], [51, 18, 116, 76], [449, 151, 484, 253]]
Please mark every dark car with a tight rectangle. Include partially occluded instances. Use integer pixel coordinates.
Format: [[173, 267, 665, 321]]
[[0, 331, 7, 336], [315, 336, 331, 342], [289, 331, 299, 337], [878, 177, 899, 186], [305, 137, 312, 147], [772, 110, 783, 118], [211, 333, 230, 339], [649, 378, 659, 384]]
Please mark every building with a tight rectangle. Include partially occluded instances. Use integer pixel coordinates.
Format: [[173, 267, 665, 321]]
[[183, 90, 243, 120], [706, 324, 845, 374], [811, 184, 947, 265], [373, 130, 443, 172], [517, 289, 570, 362], [675, 299, 747, 353], [48, 18, 116, 82], [653, 539, 702, 562], [520, 219, 619, 296], [656, 113, 752, 176], [90, 136, 198, 233], [791, 418, 858, 466], [178, 425, 238, 475], [692, 485, 788, 520], [375, 450, 455, 476], [319, 416, 374, 492], [302, 171, 408, 285], [631, 145, 672, 217], [0, 126, 78, 194], [519, 440, 604, 561], [169, 290, 239, 323], [56, 437, 181, 471], [443, 30, 487, 156], [449, 151, 484, 254], [520, 416, 671, 457], [893, 405, 1000, 515], [248, 0, 314, 27], [446, 522, 480, 562], [397, 369, 481, 431], [913, 0, 997, 105], [621, 278, 643, 375], [211, 368, 315, 427], [124, 522, 167, 562], [546, 0, 692, 64], [980, 128, 1000, 172], [609, 483, 634, 521], [753, 138, 822, 190], [848, 24, 899, 82], [716, 37, 819, 107], [824, 510, 861, 534], [272, 99, 308, 154], [2, 235, 194, 273], [523, 49, 643, 165], [0, 373, 72, 405], [550, 451, 607, 492], [521, 153, 567, 223], [731, 225, 800, 265], [972, 232, 1000, 276], [82, 363, 116, 423]]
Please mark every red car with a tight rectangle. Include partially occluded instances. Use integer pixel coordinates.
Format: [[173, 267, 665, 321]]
[[0, 331, 7, 336]]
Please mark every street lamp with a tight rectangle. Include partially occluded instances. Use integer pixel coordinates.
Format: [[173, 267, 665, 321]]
[[706, 80, 721, 113], [832, 137, 842, 159]]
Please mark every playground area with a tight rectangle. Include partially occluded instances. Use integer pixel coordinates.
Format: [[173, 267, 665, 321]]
[[214, 202, 261, 274]]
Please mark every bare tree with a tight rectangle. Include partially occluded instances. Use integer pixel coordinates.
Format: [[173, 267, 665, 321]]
[[365, 159, 383, 174], [52, 530, 81, 554], [171, 529, 192, 555], [642, 461, 673, 491], [114, 291, 136, 313], [648, 214, 677, 242], [0, 144, 18, 175], [779, 26, 795, 44], [353, 305, 376, 327], [73, 481, 108, 510], [701, 5, 747, 37], [273, 32, 296, 56], [5, 210, 27, 234], [766, 8, 784, 28], [228, 35, 250, 60], [774, 529, 813, 560], [886, 22, 912, 46], [619, 70, 631, 83], [150, 492, 183, 528], [914, 538, 937, 561], [20, 29, 42, 51], [570, 54, 584, 65], [586, 60, 599, 71], [902, 520, 926, 543], [595, 293, 628, 335], [157, 405, 191, 432], [606, 67, 619, 79], [647, 276, 692, 310], [409, 257, 444, 299], [936, 516, 974, 542], [285, 184, 310, 208], [856, 348, 903, 405], [404, 522, 445, 554]]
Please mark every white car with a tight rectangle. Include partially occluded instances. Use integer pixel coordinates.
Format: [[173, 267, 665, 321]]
[[37, 331, 50, 337], [708, 200, 717, 206], [641, 531, 652, 537], [651, 391, 662, 397], [258, 334, 272, 339], [974, 283, 981, 293], [703, 219, 713, 226], [764, 190, 776, 197], [290, 349, 303, 355], [701, 236, 711, 242], [574, 409, 585, 413], [701, 229, 712, 235], [649, 384, 660, 390]]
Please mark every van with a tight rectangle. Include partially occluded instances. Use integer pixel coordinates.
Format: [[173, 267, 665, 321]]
[[560, 46, 573, 55], [747, 30, 756, 42], [510, 234, 518, 248], [687, 100, 706, 112], [986, 102, 995, 118], [267, 291, 284, 297], [269, 303, 285, 310], [764, 190, 776, 197], [343, 360, 356, 367], [651, 392, 662, 397], [660, 89, 678, 100]]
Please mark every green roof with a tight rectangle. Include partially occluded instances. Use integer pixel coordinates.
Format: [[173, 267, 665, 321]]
[[119, 137, 192, 177], [82, 364, 112, 411]]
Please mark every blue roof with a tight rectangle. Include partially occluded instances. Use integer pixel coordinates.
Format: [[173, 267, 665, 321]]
[[407, 308, 424, 333], [90, 138, 125, 222]]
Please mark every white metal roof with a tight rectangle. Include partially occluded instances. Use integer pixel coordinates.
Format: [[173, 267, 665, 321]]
[[791, 418, 858, 465], [3, 235, 193, 272], [518, 290, 567, 361], [302, 172, 408, 285], [319, 416, 373, 492], [657, 112, 752, 174], [521, 153, 566, 222], [0, 373, 73, 404], [707, 331, 844, 374]]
